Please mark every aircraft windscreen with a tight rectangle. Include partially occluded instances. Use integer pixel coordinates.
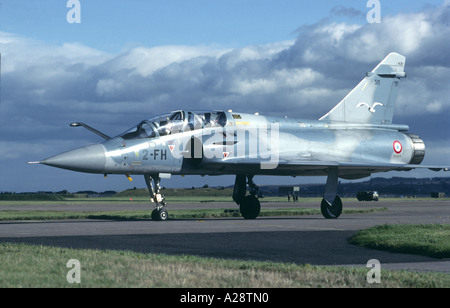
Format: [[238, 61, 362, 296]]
[[119, 110, 227, 140], [120, 121, 156, 140]]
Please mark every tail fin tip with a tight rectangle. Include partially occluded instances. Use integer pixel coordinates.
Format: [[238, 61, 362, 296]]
[[320, 52, 406, 125]]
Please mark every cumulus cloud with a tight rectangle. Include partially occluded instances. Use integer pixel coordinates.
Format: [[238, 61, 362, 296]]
[[330, 6, 366, 19], [0, 2, 449, 191], [3, 2, 449, 130]]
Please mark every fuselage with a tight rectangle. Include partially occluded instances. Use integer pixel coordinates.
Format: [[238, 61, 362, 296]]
[[41, 110, 425, 179]]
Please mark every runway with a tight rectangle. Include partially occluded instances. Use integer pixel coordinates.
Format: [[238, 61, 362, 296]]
[[1, 199, 449, 273]]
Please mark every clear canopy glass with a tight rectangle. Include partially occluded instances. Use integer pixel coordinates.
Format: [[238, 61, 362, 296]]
[[120, 110, 227, 140]]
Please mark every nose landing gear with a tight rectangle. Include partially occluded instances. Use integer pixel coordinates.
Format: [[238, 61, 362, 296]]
[[144, 174, 168, 221]]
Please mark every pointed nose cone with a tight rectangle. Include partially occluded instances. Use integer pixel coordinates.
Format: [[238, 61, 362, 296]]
[[41, 144, 106, 174]]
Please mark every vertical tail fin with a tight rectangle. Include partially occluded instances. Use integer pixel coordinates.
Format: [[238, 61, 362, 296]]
[[319, 52, 406, 124]]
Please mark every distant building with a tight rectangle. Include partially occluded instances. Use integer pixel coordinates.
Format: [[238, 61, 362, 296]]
[[431, 192, 445, 198]]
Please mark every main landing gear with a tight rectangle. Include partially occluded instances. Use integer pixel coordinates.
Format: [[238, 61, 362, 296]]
[[232, 168, 343, 220], [144, 174, 168, 221], [233, 175, 262, 219], [320, 167, 342, 219]]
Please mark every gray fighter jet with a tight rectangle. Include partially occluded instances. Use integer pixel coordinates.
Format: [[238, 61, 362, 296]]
[[30, 52, 448, 221]]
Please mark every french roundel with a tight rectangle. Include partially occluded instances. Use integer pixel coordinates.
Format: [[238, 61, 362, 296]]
[[393, 141, 402, 154]]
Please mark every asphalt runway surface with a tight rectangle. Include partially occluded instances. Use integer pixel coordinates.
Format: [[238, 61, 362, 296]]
[[1, 199, 449, 273]]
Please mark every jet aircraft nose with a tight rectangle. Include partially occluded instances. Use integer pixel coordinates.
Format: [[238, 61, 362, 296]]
[[40, 144, 106, 174]]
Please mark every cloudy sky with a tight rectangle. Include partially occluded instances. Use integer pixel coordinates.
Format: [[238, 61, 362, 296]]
[[0, 0, 449, 193]]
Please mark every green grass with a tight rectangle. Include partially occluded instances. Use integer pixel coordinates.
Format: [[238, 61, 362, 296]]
[[350, 224, 450, 259], [0, 205, 448, 287], [0, 207, 388, 221], [0, 195, 290, 205], [0, 210, 153, 221], [0, 242, 449, 288], [1, 198, 448, 287]]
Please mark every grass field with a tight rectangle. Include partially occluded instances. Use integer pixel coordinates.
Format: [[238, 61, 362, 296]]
[[0, 192, 387, 221], [1, 242, 449, 288], [350, 224, 450, 259], [0, 206, 387, 221], [1, 195, 449, 287]]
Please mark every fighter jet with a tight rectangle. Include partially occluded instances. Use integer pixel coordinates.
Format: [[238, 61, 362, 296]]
[[30, 52, 448, 221]]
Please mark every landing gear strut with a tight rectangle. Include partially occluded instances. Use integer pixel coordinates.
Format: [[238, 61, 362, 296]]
[[320, 167, 342, 219], [233, 175, 262, 219], [144, 174, 168, 221]]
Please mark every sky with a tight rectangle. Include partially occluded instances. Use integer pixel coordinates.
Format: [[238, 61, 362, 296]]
[[0, 0, 449, 193]]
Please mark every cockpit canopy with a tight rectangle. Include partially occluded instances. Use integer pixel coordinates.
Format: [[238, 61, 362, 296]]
[[120, 110, 227, 140]]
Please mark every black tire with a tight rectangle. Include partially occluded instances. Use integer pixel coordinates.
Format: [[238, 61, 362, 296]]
[[320, 196, 342, 219], [239, 195, 261, 219], [152, 208, 168, 221]]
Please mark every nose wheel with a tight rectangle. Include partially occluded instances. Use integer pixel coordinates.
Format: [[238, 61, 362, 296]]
[[151, 208, 168, 221], [145, 174, 168, 221]]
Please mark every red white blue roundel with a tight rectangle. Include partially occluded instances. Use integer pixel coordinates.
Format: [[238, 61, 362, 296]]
[[393, 141, 402, 154]]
